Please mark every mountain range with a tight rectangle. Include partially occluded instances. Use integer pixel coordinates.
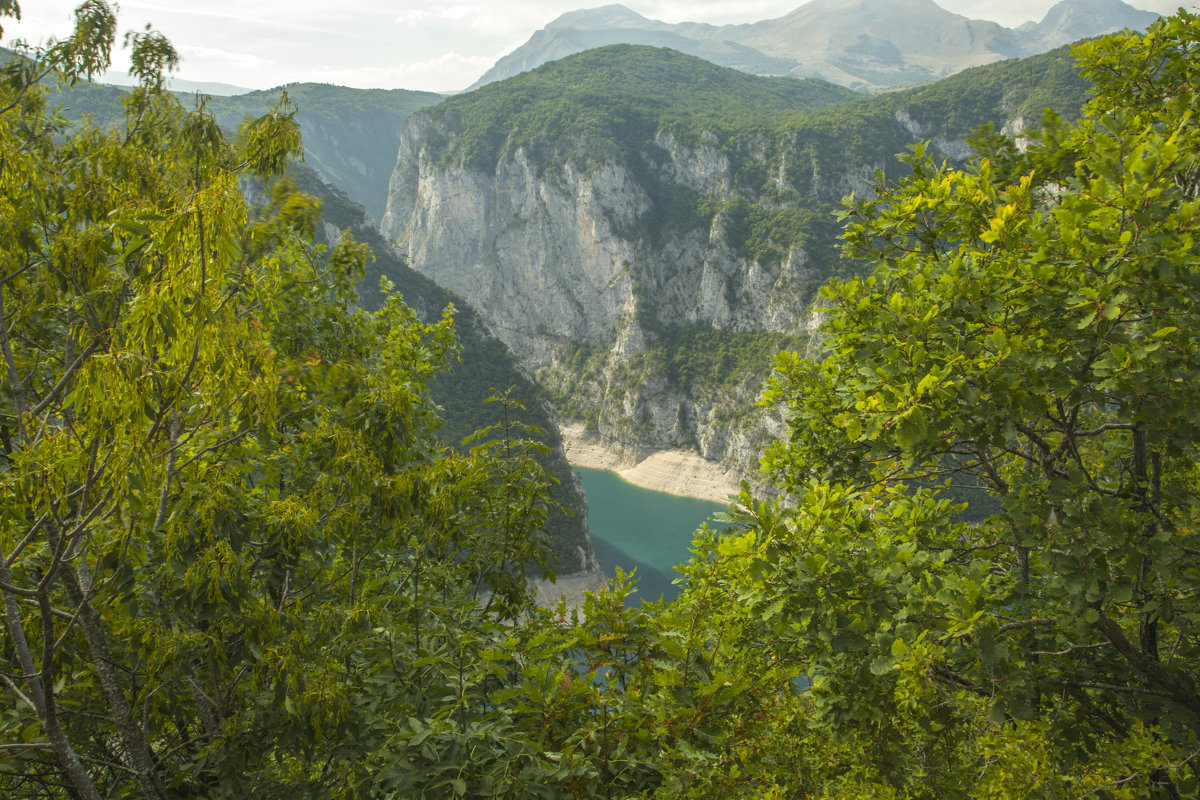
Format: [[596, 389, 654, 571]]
[[469, 0, 1159, 91]]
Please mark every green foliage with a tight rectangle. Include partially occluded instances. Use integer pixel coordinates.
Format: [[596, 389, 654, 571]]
[[430, 44, 860, 173], [6, 6, 1194, 799], [288, 165, 592, 572], [0, 5, 564, 797], [649, 326, 808, 393], [709, 196, 843, 269], [747, 11, 1200, 795], [123, 24, 177, 91]]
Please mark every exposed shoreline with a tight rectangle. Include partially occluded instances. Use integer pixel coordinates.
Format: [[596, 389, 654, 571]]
[[534, 425, 741, 611], [559, 423, 742, 504], [532, 567, 607, 611]]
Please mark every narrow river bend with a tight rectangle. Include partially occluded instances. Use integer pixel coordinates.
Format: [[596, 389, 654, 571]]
[[574, 466, 727, 604]]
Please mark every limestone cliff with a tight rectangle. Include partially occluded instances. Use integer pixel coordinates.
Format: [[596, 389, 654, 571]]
[[382, 115, 820, 486], [381, 46, 1092, 488]]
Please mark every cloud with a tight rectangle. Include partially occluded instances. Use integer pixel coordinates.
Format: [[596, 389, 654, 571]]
[[641, 0, 797, 24], [180, 44, 271, 71], [394, 1, 565, 35], [395, 9, 434, 26], [295, 51, 495, 92], [395, 5, 479, 25], [129, 0, 365, 27], [397, 51, 495, 75]]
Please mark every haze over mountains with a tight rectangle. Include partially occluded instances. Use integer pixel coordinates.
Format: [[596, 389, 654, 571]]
[[469, 0, 1160, 91]]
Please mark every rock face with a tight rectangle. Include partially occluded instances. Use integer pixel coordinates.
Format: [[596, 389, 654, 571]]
[[382, 46, 1092, 488], [387, 140, 650, 361], [382, 113, 876, 486]]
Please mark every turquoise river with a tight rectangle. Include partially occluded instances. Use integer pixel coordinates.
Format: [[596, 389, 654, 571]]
[[573, 466, 729, 604]]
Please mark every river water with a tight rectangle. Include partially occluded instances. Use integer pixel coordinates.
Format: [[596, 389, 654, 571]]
[[573, 466, 727, 604]]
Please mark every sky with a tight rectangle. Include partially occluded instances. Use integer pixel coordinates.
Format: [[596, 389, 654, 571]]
[[1, 0, 1189, 93]]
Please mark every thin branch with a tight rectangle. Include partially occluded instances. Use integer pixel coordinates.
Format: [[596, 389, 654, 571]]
[[1032, 641, 1111, 657], [171, 427, 254, 476], [0, 284, 30, 441], [0, 672, 39, 713], [997, 618, 1057, 634], [1075, 422, 1138, 437], [28, 336, 103, 419]]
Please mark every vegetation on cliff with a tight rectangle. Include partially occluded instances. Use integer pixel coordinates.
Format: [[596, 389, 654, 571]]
[[395, 43, 1094, 470], [434, 44, 860, 173]]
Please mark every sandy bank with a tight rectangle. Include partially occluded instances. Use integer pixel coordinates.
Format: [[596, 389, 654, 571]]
[[560, 423, 742, 504]]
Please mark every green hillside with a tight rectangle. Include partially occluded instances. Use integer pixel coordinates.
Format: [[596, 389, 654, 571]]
[[432, 44, 862, 171], [424, 43, 1088, 182], [288, 166, 592, 571], [4, 51, 441, 221], [203, 83, 442, 221]]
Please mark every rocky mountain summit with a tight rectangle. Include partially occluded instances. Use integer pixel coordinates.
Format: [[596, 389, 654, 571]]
[[469, 0, 1160, 91], [1016, 0, 1160, 52]]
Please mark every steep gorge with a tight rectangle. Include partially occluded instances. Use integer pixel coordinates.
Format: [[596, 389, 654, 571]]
[[382, 45, 1092, 490]]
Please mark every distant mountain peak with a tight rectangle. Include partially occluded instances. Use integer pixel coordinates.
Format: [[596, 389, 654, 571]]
[[548, 4, 652, 29], [470, 0, 1162, 92], [1040, 0, 1160, 23], [1042, 0, 1157, 16], [1026, 0, 1160, 48], [785, 0, 957, 14]]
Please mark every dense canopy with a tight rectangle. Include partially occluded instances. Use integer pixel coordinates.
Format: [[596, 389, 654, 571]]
[[4, 2, 1200, 798]]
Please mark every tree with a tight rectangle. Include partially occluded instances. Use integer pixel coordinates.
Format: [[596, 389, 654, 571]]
[[0, 4, 304, 795], [0, 3, 566, 798], [720, 10, 1200, 797]]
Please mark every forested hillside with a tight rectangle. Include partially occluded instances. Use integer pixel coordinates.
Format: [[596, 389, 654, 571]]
[[204, 84, 442, 223], [288, 167, 592, 571], [7, 51, 441, 221], [383, 43, 1092, 486]]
